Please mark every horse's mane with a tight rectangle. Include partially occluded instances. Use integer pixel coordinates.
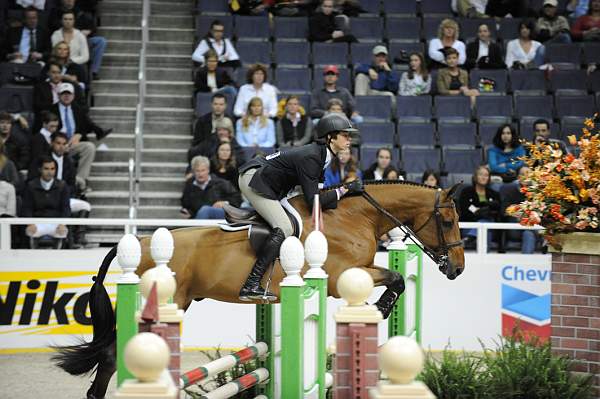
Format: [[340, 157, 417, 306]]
[[323, 179, 438, 192]]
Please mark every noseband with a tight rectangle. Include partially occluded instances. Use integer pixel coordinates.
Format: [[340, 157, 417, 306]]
[[360, 189, 463, 268]]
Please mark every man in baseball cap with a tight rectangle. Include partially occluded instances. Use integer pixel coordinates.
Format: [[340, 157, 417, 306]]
[[535, 0, 572, 43], [310, 64, 363, 125], [354, 44, 399, 110]]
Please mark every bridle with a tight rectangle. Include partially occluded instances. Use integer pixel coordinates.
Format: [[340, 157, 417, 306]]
[[360, 188, 463, 272]]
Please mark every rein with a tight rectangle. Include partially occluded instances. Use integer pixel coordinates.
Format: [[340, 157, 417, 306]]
[[360, 189, 463, 268]]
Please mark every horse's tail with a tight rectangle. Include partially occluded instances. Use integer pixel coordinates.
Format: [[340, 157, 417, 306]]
[[52, 245, 118, 375]]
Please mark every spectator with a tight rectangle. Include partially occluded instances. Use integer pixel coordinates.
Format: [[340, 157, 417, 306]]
[[188, 118, 246, 175], [457, 0, 489, 17], [192, 93, 232, 147], [210, 141, 239, 189], [236, 97, 276, 148], [0, 141, 19, 216], [428, 19, 466, 68], [421, 169, 442, 188], [180, 155, 241, 219], [30, 111, 59, 175], [535, 0, 572, 44], [234, 64, 278, 118], [21, 155, 71, 249], [355, 45, 400, 110], [326, 98, 345, 114], [0, 112, 30, 172], [2, 7, 51, 64], [49, 0, 107, 80], [458, 165, 500, 248], [13, 0, 45, 10], [271, 0, 313, 16], [362, 147, 398, 180], [276, 95, 313, 148], [488, 124, 526, 186], [567, 0, 590, 17], [465, 23, 506, 70], [51, 10, 89, 65], [505, 20, 545, 69], [230, 0, 271, 15], [437, 48, 480, 104], [571, 0, 600, 41], [192, 19, 240, 68], [532, 118, 569, 153], [309, 0, 357, 42], [48, 41, 88, 87], [310, 65, 363, 124], [194, 49, 237, 97], [0, 139, 21, 194], [324, 147, 361, 187], [500, 166, 537, 254], [485, 0, 529, 17], [399, 52, 432, 96]]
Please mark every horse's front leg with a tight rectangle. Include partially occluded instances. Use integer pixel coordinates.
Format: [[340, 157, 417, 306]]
[[359, 264, 405, 320]]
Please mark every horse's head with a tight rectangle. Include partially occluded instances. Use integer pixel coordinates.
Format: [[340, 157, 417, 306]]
[[410, 184, 465, 280]]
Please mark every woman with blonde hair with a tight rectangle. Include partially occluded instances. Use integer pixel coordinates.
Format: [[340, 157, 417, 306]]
[[236, 97, 276, 147], [428, 18, 466, 67], [50, 10, 89, 65], [48, 41, 87, 86]]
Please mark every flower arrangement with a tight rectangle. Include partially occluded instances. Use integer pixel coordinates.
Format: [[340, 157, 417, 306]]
[[507, 116, 600, 244]]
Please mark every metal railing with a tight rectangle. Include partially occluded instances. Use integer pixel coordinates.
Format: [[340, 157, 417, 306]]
[[128, 0, 150, 228]]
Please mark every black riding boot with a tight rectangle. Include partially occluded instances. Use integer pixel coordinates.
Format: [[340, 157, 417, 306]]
[[239, 228, 285, 302]]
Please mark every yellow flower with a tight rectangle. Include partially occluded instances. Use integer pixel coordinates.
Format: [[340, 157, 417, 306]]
[[567, 135, 577, 146], [580, 189, 589, 201]]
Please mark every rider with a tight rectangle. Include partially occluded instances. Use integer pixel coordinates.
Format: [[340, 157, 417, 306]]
[[238, 113, 363, 301]]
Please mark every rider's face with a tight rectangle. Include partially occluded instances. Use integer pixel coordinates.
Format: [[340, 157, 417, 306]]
[[330, 132, 351, 153]]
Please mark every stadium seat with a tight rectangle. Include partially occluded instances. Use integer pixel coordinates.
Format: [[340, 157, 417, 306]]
[[498, 18, 522, 41], [360, 0, 382, 14], [197, 0, 230, 14], [396, 95, 433, 122], [545, 43, 582, 67], [383, 0, 418, 15], [442, 148, 483, 174], [236, 40, 271, 66], [351, 43, 377, 65], [397, 122, 436, 147], [389, 42, 426, 61], [438, 122, 478, 147], [420, 0, 453, 15], [313, 66, 351, 89], [582, 43, 600, 65], [386, 17, 421, 43], [400, 147, 442, 174], [349, 17, 384, 42], [478, 122, 506, 147], [422, 17, 445, 40], [275, 68, 312, 93], [234, 16, 270, 40], [589, 71, 600, 93], [474, 96, 513, 123], [312, 43, 349, 66], [0, 62, 42, 87], [514, 95, 554, 122], [196, 15, 233, 37], [360, 145, 400, 170], [459, 18, 497, 41], [549, 70, 588, 95], [272, 17, 308, 40], [0, 86, 33, 113], [434, 96, 472, 122], [509, 70, 547, 95], [355, 96, 393, 122], [469, 69, 508, 95], [273, 41, 310, 66], [555, 95, 596, 119], [359, 122, 396, 145]]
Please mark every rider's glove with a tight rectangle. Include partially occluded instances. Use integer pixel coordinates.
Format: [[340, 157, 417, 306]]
[[344, 179, 364, 195]]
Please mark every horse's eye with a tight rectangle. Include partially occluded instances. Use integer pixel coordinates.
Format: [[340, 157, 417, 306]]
[[442, 220, 454, 229]]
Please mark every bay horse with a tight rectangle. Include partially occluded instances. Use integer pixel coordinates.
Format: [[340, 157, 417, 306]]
[[53, 180, 465, 399]]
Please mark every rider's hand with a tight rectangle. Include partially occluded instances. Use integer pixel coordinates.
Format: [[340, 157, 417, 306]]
[[344, 179, 364, 195]]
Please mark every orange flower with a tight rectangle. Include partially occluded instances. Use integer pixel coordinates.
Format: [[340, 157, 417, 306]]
[[567, 135, 578, 146], [564, 153, 575, 163]]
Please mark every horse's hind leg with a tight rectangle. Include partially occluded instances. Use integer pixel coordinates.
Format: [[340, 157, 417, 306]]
[[360, 265, 405, 320], [86, 342, 116, 399]]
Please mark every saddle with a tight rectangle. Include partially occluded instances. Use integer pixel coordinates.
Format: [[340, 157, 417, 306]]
[[220, 200, 302, 254]]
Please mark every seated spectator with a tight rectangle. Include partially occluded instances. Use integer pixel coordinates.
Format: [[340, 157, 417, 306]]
[[458, 165, 500, 248], [276, 95, 313, 148], [210, 141, 239, 189], [30, 111, 59, 175], [192, 19, 240, 68], [500, 166, 537, 254], [0, 180, 16, 217], [428, 19, 466, 68], [324, 147, 361, 187], [355, 45, 400, 109], [457, 0, 489, 17], [51, 10, 89, 65], [532, 118, 569, 154], [47, 41, 88, 88], [535, 0, 572, 44], [488, 124, 526, 186], [309, 0, 357, 43], [0, 140, 20, 216], [21, 155, 71, 249], [505, 20, 545, 69], [571, 0, 600, 41], [194, 49, 237, 97], [2, 7, 51, 64], [271, 0, 313, 16], [362, 148, 398, 180], [465, 23, 506, 70], [0, 112, 30, 172], [192, 93, 232, 147], [310, 65, 363, 124], [180, 155, 242, 219], [230, 0, 271, 15], [234, 64, 278, 118], [333, 0, 366, 17], [236, 97, 276, 147], [188, 118, 246, 175], [49, 0, 106, 80], [437, 48, 480, 103], [399, 52, 432, 96], [421, 169, 442, 188], [567, 0, 591, 18], [485, 0, 529, 17]]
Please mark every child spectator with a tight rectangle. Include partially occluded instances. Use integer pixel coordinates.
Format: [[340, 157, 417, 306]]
[[399, 53, 432, 96]]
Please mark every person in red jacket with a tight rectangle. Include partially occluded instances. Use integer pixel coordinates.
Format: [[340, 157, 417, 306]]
[[571, 0, 600, 41]]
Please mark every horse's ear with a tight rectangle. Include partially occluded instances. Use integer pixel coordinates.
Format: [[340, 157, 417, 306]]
[[445, 183, 462, 200]]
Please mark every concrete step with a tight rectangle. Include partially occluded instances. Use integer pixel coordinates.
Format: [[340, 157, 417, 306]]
[[94, 148, 187, 162], [107, 40, 192, 56], [100, 13, 194, 28], [90, 204, 181, 219], [98, 66, 192, 81], [92, 131, 190, 149], [91, 161, 187, 176], [93, 92, 192, 108], [100, 0, 193, 13], [98, 27, 195, 42], [88, 176, 186, 191], [94, 80, 194, 96], [102, 53, 191, 68], [88, 191, 181, 206], [88, 118, 192, 136], [90, 106, 137, 120]]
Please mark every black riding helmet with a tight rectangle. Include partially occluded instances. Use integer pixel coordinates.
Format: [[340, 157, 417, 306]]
[[316, 113, 358, 139]]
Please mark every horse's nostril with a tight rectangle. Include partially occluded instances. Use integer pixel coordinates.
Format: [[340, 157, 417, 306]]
[[456, 268, 463, 276]]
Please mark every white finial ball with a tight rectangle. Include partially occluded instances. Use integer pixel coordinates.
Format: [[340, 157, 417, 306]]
[[139, 266, 177, 304], [305, 230, 328, 265], [279, 236, 305, 276], [150, 228, 174, 264], [117, 234, 141, 271], [124, 332, 170, 382], [337, 268, 374, 306], [379, 336, 425, 385]]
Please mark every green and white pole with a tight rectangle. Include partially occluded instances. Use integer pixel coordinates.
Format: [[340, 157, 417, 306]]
[[115, 234, 141, 386]]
